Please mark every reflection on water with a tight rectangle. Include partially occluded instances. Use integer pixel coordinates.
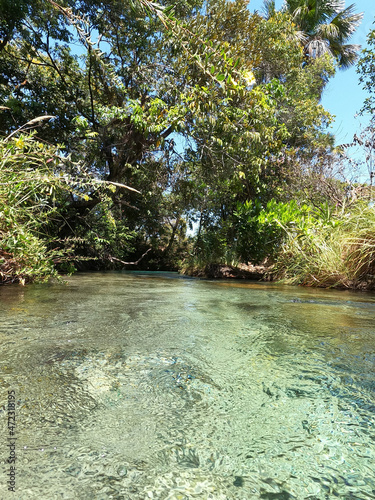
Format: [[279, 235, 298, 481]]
[[1, 272, 375, 499]]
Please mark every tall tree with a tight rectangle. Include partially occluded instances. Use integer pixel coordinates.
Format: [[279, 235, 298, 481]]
[[264, 0, 363, 69]]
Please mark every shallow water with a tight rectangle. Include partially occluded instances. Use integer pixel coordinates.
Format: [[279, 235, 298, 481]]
[[1, 272, 375, 499]]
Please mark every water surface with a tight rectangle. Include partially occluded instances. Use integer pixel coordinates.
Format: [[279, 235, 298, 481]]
[[1, 272, 375, 499]]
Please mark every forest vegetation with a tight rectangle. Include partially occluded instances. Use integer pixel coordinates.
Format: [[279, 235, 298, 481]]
[[1, 0, 374, 289]]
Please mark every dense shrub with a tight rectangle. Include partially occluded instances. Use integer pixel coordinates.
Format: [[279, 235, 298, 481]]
[[0, 132, 67, 283], [0, 131, 135, 284], [233, 199, 313, 264]]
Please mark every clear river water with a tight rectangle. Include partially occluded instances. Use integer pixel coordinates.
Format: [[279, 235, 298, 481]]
[[1, 272, 375, 499]]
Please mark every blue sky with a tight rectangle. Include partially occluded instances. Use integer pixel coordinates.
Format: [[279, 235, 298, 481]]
[[248, 0, 375, 149]]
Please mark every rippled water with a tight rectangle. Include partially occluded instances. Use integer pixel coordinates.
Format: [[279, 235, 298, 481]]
[[1, 272, 375, 499]]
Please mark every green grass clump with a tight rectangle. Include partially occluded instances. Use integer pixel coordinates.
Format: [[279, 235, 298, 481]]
[[274, 202, 375, 289]]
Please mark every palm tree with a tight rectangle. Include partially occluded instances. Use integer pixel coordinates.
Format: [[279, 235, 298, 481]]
[[263, 0, 363, 69]]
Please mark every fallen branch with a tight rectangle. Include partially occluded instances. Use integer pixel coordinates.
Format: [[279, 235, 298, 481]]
[[108, 248, 152, 266]]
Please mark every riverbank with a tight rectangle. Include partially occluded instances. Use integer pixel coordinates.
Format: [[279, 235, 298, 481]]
[[181, 262, 375, 291], [181, 262, 272, 281]]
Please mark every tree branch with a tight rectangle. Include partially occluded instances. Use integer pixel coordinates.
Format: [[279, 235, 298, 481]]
[[108, 248, 152, 266]]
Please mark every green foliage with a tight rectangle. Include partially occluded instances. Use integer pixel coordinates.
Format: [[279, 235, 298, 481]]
[[358, 27, 375, 117], [179, 6, 336, 239], [233, 199, 313, 264], [274, 202, 375, 289], [0, 132, 67, 283], [186, 196, 375, 290], [279, 0, 363, 69], [66, 200, 136, 269], [229, 197, 375, 289], [194, 227, 238, 266], [0, 130, 135, 283]]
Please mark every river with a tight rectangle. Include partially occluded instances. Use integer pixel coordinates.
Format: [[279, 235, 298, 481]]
[[1, 272, 375, 499]]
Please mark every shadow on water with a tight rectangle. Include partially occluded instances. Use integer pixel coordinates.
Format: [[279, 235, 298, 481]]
[[1, 272, 375, 498]]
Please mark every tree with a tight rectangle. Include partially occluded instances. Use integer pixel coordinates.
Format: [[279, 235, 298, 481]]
[[173, 4, 338, 266], [0, 0, 205, 263], [264, 0, 363, 69]]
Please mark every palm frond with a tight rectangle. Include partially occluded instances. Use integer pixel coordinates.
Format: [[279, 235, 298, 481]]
[[330, 5, 363, 41], [330, 41, 361, 68], [284, 0, 362, 68], [296, 30, 308, 44], [316, 22, 340, 41], [262, 0, 276, 19]]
